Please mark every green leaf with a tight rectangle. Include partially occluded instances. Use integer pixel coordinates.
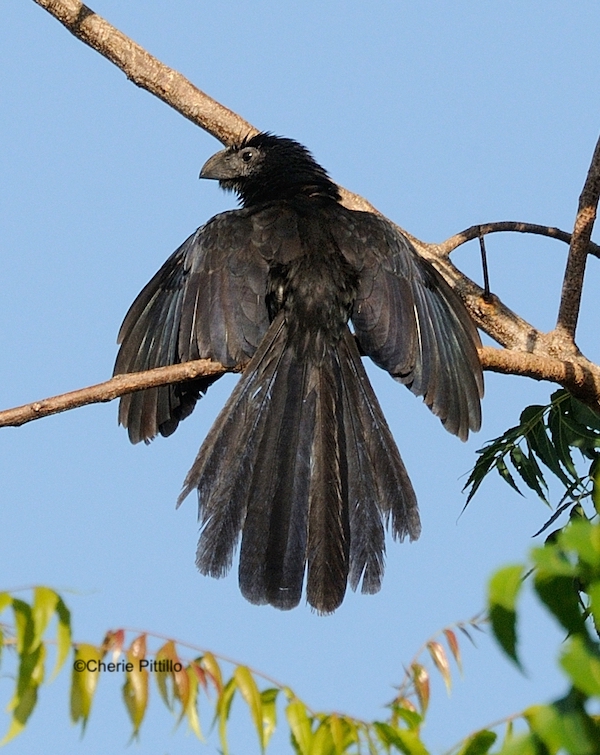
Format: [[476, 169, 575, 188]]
[[1, 642, 45, 745], [509, 446, 549, 503], [456, 730, 497, 755], [51, 597, 71, 680], [70, 644, 103, 729], [202, 651, 223, 694], [559, 519, 600, 570], [234, 666, 264, 750], [261, 688, 279, 749], [464, 445, 501, 502], [183, 665, 203, 740], [32, 587, 58, 651], [535, 573, 586, 636], [0, 592, 12, 615], [0, 685, 38, 745], [525, 413, 573, 488], [531, 543, 577, 578], [533, 543, 587, 636], [548, 405, 578, 479], [373, 722, 430, 755], [122, 635, 149, 737], [391, 704, 423, 732], [154, 645, 174, 711], [12, 598, 34, 655], [327, 714, 346, 754], [525, 697, 600, 755], [217, 677, 237, 755], [569, 397, 600, 432], [496, 732, 540, 755], [496, 458, 524, 497], [311, 718, 336, 755], [588, 580, 600, 629], [286, 697, 313, 755], [520, 405, 569, 478], [565, 415, 600, 448], [411, 664, 430, 714], [488, 565, 524, 667], [591, 457, 600, 516], [560, 636, 600, 696]]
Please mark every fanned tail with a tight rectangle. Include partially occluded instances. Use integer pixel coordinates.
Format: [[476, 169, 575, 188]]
[[179, 315, 420, 613]]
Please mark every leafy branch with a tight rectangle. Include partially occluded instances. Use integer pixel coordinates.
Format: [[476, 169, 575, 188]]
[[464, 390, 600, 534], [4, 515, 600, 755], [0, 587, 484, 753], [482, 517, 600, 755]]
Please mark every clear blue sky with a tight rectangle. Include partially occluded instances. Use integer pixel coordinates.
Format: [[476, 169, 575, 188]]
[[2, 1, 600, 752]]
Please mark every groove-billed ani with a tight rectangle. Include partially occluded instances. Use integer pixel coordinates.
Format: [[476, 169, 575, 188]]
[[114, 133, 483, 613]]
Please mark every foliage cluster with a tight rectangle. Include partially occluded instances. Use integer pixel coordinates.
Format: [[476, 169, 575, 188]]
[[2, 391, 600, 753]]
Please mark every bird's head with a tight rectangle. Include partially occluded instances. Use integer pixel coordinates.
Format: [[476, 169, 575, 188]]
[[200, 133, 340, 206]]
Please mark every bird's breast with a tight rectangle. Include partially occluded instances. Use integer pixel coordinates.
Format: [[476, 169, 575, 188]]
[[265, 213, 360, 361]]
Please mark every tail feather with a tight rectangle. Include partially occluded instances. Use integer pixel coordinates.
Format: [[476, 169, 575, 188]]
[[306, 358, 350, 613], [179, 317, 420, 613], [239, 350, 313, 609], [178, 316, 288, 578], [339, 332, 421, 542]]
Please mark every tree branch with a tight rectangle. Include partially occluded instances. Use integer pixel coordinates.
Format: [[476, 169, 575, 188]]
[[32, 0, 257, 144], [32, 0, 597, 356], [2, 346, 600, 431], [437, 221, 600, 259], [479, 347, 600, 407], [13, 0, 599, 425], [555, 132, 600, 341], [0, 360, 229, 429]]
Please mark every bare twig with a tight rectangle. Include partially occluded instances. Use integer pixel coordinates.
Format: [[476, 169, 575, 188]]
[[438, 221, 600, 259], [478, 233, 491, 301], [555, 133, 600, 340], [0, 360, 230, 429]]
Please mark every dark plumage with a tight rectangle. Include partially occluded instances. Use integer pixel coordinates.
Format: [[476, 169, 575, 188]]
[[114, 133, 483, 613]]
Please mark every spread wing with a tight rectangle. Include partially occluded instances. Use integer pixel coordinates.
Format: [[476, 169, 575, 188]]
[[114, 209, 275, 443], [331, 208, 483, 441]]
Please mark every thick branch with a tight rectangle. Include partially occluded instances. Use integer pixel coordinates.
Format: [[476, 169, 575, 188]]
[[32, 0, 257, 145], [479, 347, 600, 408], [555, 133, 600, 340]]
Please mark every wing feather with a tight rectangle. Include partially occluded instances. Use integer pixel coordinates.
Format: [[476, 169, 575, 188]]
[[331, 208, 483, 440], [114, 210, 273, 443]]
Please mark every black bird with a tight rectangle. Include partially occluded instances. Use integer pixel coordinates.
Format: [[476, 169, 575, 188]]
[[114, 133, 483, 613]]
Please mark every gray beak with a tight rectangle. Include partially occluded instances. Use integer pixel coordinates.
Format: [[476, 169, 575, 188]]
[[200, 149, 234, 180]]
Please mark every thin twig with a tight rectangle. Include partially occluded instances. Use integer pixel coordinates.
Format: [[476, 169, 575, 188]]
[[478, 232, 491, 300], [0, 360, 230, 429], [438, 220, 600, 259], [555, 132, 600, 340]]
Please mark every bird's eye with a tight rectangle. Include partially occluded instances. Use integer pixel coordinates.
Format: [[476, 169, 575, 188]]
[[241, 149, 254, 163]]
